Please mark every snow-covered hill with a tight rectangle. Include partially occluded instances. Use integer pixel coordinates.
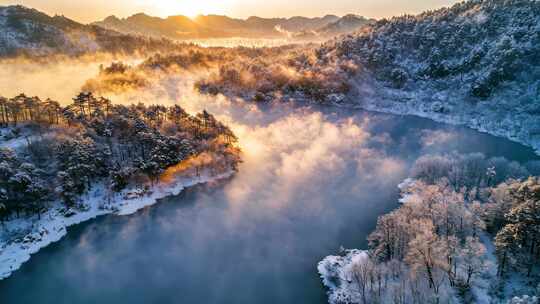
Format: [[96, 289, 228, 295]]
[[186, 0, 538, 152], [0, 5, 176, 57], [317, 14, 374, 37], [320, 0, 540, 152]]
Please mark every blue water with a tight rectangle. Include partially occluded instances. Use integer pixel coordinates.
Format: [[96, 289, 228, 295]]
[[1, 105, 537, 304]]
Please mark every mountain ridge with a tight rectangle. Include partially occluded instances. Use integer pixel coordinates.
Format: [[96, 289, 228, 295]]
[[92, 12, 372, 39]]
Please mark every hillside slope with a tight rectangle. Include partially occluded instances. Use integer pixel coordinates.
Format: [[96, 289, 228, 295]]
[[317, 14, 374, 37], [321, 0, 540, 152], [0, 5, 177, 57]]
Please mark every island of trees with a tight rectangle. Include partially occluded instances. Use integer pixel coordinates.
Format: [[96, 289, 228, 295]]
[[319, 153, 540, 303], [0, 92, 240, 222]]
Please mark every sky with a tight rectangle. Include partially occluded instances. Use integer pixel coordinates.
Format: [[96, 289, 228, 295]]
[[0, 0, 461, 23]]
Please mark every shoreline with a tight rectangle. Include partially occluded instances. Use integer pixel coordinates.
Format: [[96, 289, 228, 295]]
[[0, 169, 235, 280], [338, 79, 540, 156], [355, 101, 540, 156]]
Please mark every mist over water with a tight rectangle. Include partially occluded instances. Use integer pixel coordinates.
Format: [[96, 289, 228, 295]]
[[185, 37, 303, 48], [0, 56, 144, 102], [0, 59, 99, 102], [0, 60, 538, 303]]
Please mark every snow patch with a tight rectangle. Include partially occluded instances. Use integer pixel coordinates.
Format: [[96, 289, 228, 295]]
[[318, 249, 369, 304], [397, 178, 418, 204]]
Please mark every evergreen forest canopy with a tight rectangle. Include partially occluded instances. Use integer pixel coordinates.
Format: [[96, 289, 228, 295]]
[[0, 92, 240, 221]]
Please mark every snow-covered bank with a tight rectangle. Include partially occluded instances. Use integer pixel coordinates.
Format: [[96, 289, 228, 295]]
[[317, 175, 540, 304], [318, 249, 370, 304], [0, 169, 234, 280], [342, 78, 540, 155], [319, 247, 538, 304]]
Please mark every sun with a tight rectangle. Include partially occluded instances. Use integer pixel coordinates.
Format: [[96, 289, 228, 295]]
[[151, 0, 232, 19]]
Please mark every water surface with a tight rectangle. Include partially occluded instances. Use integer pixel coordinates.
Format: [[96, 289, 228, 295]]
[[1, 102, 538, 304]]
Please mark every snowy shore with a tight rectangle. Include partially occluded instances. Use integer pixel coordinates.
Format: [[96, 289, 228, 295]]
[[318, 243, 499, 304], [318, 249, 370, 304], [317, 177, 538, 304], [0, 169, 234, 280], [340, 78, 540, 155]]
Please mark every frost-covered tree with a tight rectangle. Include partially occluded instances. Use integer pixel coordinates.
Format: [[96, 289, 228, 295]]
[[405, 219, 451, 303], [458, 236, 487, 287], [494, 177, 540, 277], [412, 153, 530, 194], [350, 254, 376, 304], [0, 148, 50, 218], [508, 295, 539, 304]]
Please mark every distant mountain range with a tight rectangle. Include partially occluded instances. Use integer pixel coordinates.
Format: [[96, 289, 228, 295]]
[[291, 14, 374, 39], [0, 5, 375, 57], [92, 13, 374, 40]]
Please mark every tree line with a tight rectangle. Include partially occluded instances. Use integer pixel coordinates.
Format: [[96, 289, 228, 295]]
[[0, 92, 240, 222]]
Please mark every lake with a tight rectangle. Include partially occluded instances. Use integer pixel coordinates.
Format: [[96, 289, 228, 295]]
[[1, 100, 538, 304]]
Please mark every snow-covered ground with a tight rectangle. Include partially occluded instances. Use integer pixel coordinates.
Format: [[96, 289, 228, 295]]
[[0, 169, 234, 280], [0, 126, 56, 151], [318, 249, 370, 304]]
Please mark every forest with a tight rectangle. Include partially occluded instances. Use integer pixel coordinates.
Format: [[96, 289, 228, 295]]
[[80, 44, 355, 104], [3, 1, 540, 109], [319, 153, 540, 303], [325, 0, 540, 99], [0, 92, 240, 222]]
